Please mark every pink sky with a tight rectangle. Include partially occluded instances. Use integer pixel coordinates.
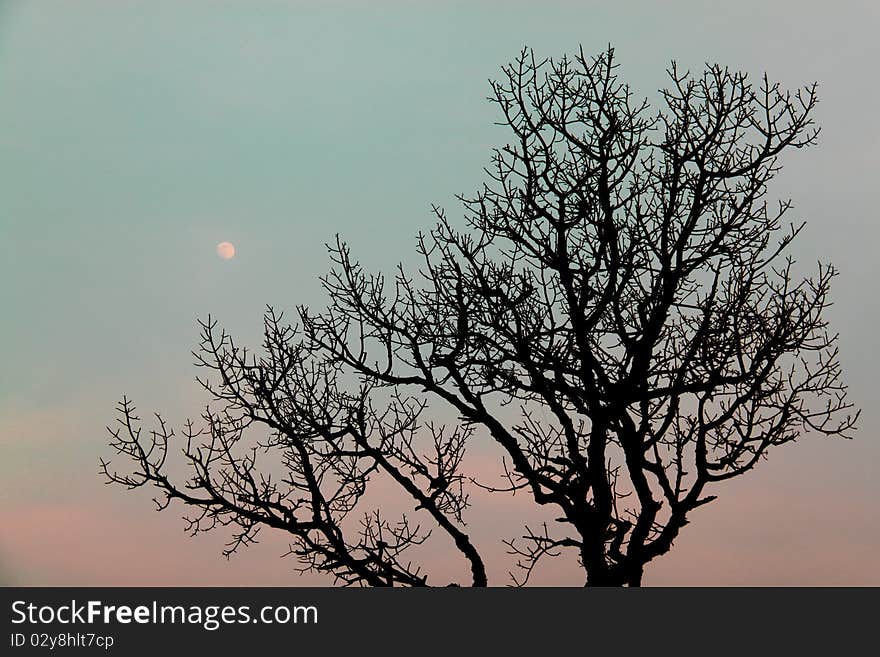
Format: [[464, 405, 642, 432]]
[[2, 393, 877, 586]]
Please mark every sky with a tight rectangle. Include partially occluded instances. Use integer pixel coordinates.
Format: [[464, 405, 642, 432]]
[[1, 0, 878, 586]]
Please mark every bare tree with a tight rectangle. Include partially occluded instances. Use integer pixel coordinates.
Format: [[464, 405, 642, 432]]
[[102, 46, 858, 586]]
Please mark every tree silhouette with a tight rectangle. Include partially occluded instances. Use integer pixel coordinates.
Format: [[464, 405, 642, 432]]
[[102, 47, 858, 586]]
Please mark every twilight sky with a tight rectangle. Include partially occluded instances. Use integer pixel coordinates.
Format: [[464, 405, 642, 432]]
[[1, 0, 878, 585]]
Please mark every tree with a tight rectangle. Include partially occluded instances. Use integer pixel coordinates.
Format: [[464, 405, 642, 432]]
[[102, 46, 858, 586]]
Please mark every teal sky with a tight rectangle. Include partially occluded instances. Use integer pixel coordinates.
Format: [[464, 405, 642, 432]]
[[1, 1, 878, 585]]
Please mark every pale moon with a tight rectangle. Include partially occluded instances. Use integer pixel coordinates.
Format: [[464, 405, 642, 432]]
[[216, 241, 236, 260]]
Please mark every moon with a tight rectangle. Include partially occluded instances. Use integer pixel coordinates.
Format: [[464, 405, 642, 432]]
[[216, 241, 236, 260]]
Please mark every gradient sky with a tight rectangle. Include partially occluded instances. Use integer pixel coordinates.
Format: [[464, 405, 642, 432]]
[[1, 0, 878, 586]]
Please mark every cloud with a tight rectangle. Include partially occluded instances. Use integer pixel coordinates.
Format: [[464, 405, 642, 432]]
[[0, 499, 326, 586]]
